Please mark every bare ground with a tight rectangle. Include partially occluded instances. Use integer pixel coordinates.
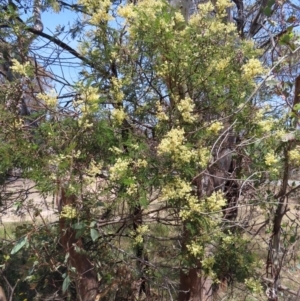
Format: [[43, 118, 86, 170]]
[[0, 178, 57, 223]]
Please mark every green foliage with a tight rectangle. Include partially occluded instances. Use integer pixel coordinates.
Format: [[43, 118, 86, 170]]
[[0, 222, 66, 300], [212, 235, 256, 284], [1, 0, 299, 299]]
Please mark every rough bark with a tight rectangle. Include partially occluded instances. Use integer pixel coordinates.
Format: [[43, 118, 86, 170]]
[[59, 190, 99, 301], [179, 268, 213, 301], [178, 224, 213, 301]]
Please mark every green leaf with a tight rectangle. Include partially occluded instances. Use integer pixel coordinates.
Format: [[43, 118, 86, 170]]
[[139, 191, 149, 208], [90, 228, 100, 242], [290, 235, 296, 243], [123, 177, 135, 185], [62, 275, 71, 293], [11, 236, 27, 255], [263, 0, 275, 17], [288, 42, 296, 51], [279, 32, 293, 45], [90, 221, 97, 227], [263, 6, 272, 17], [72, 222, 86, 230], [267, 0, 275, 6]]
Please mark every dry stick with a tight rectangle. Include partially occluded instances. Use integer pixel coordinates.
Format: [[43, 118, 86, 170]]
[[227, 45, 300, 120], [296, 283, 300, 299], [0, 19, 94, 69], [263, 277, 298, 297], [268, 73, 300, 288], [1, 275, 19, 301]]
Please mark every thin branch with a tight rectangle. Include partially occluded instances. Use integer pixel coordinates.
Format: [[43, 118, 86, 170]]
[[262, 277, 298, 296]]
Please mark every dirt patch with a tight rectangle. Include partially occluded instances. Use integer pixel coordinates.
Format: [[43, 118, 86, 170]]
[[0, 178, 57, 223]]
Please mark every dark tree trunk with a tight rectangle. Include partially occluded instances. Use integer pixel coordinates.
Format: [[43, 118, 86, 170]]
[[266, 146, 290, 301], [178, 223, 213, 301], [133, 204, 151, 298], [179, 267, 213, 301], [59, 190, 99, 301]]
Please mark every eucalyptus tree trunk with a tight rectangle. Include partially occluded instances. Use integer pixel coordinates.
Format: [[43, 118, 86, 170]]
[[59, 190, 99, 301], [178, 223, 214, 301]]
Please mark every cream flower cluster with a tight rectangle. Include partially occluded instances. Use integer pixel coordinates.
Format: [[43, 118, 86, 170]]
[[180, 191, 226, 220], [161, 177, 192, 201], [254, 107, 276, 133], [117, 3, 135, 19], [205, 191, 227, 211], [109, 158, 132, 181], [136, 159, 148, 168], [156, 101, 169, 121], [157, 128, 196, 163], [186, 241, 203, 257], [156, 60, 170, 78], [244, 277, 263, 293], [215, 0, 233, 14], [10, 59, 32, 77], [206, 121, 224, 134], [174, 12, 185, 23], [78, 0, 113, 24], [111, 108, 127, 125], [37, 90, 58, 108], [242, 58, 264, 80], [86, 159, 103, 177], [198, 147, 210, 168], [118, 0, 163, 23], [264, 151, 280, 175], [180, 195, 203, 220], [264, 152, 279, 166], [289, 146, 300, 166], [49, 151, 81, 168], [126, 181, 138, 195], [190, 2, 214, 21], [256, 119, 274, 133], [81, 86, 99, 104], [189, 0, 235, 35], [119, 0, 173, 37], [73, 84, 100, 115], [111, 77, 124, 103], [201, 256, 215, 269], [60, 205, 77, 219], [177, 97, 196, 123], [109, 146, 123, 154], [214, 58, 230, 72], [132, 225, 149, 245], [13, 118, 24, 130], [78, 118, 93, 129]]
